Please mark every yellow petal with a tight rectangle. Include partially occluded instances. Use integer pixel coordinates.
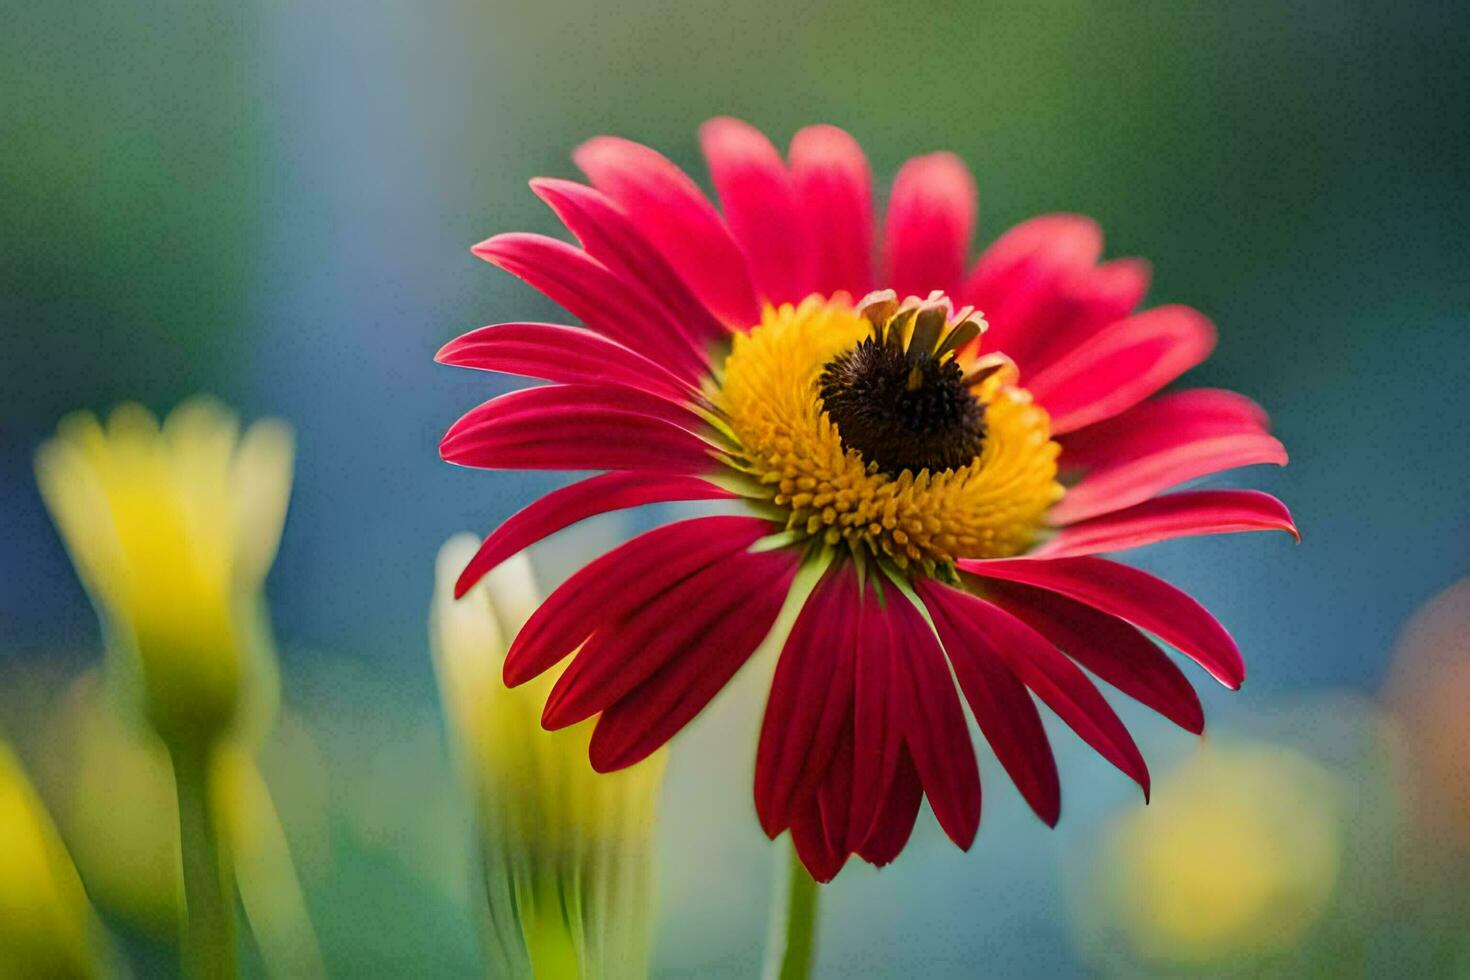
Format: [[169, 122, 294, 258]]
[[0, 741, 107, 979]]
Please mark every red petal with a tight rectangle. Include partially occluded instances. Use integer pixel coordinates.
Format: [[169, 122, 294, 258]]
[[435, 322, 692, 401], [882, 152, 977, 300], [791, 800, 847, 884], [1055, 388, 1285, 524], [587, 547, 799, 770], [700, 117, 812, 306], [986, 581, 1204, 735], [441, 415, 711, 473], [856, 747, 924, 867], [962, 556, 1246, 689], [789, 124, 874, 298], [923, 581, 1149, 798], [544, 543, 784, 728], [439, 385, 714, 474], [961, 214, 1102, 361], [530, 178, 727, 348], [845, 580, 902, 854], [443, 383, 704, 437], [1018, 258, 1151, 376], [755, 564, 860, 836], [1040, 489, 1298, 557], [917, 579, 1060, 825], [574, 136, 761, 328], [472, 232, 709, 380], [887, 584, 981, 849], [1027, 305, 1217, 434], [1066, 257, 1152, 333], [816, 720, 856, 871], [1060, 388, 1272, 471], [503, 516, 772, 686], [1054, 433, 1287, 525], [454, 472, 736, 597]]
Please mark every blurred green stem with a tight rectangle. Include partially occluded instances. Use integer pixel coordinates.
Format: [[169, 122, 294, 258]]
[[171, 742, 236, 980], [764, 839, 820, 980]]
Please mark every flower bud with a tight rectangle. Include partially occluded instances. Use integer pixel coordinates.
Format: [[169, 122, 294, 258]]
[[431, 534, 665, 978]]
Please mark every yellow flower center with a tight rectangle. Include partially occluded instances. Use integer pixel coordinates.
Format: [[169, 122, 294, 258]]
[[712, 293, 1063, 578]]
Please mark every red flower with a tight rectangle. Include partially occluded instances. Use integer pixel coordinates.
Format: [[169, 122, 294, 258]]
[[436, 118, 1297, 881]]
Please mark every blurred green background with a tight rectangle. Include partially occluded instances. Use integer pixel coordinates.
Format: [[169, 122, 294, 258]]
[[3, 1, 1468, 976]]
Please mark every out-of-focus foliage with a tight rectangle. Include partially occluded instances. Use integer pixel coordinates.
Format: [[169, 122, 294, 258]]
[[0, 1, 265, 421]]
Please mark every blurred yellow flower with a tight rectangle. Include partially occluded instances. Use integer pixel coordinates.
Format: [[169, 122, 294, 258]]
[[35, 398, 292, 747], [31, 671, 325, 977], [36, 672, 180, 938], [1089, 742, 1342, 969], [0, 740, 106, 980], [35, 397, 315, 978], [431, 534, 666, 979]]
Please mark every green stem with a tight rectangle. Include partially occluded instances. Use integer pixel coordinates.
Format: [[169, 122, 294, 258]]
[[170, 742, 237, 980], [763, 838, 821, 980]]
